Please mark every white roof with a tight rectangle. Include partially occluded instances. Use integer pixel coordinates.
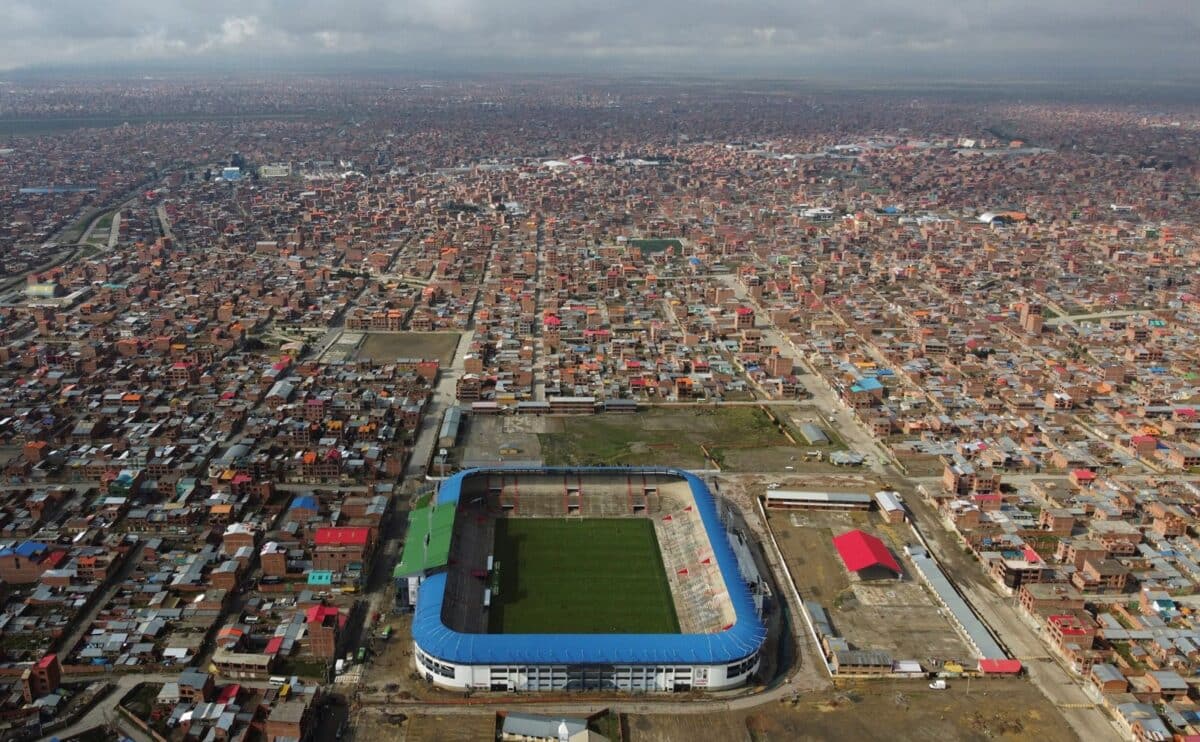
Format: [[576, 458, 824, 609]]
[[767, 490, 872, 504], [874, 491, 904, 511]]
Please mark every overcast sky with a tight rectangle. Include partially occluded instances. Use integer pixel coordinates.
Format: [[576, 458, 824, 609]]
[[3, 1, 1198, 79]]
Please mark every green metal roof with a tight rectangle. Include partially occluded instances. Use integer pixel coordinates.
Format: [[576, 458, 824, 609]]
[[394, 504, 456, 577]]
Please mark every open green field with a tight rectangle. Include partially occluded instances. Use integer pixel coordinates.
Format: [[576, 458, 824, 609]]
[[538, 406, 799, 470], [488, 518, 679, 634], [629, 238, 683, 254], [355, 331, 460, 365], [94, 211, 114, 233]]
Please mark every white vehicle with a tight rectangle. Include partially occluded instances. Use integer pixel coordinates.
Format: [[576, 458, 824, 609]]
[[767, 483, 780, 490], [929, 679, 947, 690], [268, 676, 287, 687]]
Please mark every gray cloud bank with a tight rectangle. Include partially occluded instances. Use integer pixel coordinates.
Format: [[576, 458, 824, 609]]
[[2, 0, 1198, 79]]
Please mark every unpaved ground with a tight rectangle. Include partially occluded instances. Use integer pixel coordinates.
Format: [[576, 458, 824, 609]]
[[766, 508, 854, 604], [628, 679, 1077, 742], [404, 713, 496, 742], [356, 332, 461, 364], [766, 507, 975, 665], [348, 709, 495, 742]]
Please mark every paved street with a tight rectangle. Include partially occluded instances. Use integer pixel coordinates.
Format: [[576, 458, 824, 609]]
[[406, 328, 474, 480], [906, 482, 1122, 740]]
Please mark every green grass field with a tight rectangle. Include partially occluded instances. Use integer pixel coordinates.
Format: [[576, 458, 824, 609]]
[[488, 518, 680, 634], [537, 406, 800, 470], [629, 238, 683, 254]]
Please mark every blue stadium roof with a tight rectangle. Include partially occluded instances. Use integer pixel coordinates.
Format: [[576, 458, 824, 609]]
[[412, 467, 766, 666]]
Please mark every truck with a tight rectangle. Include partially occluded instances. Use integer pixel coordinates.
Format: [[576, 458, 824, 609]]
[[929, 679, 948, 690]]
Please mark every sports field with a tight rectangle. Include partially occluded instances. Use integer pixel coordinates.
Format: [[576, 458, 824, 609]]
[[488, 518, 680, 634], [537, 406, 800, 471]]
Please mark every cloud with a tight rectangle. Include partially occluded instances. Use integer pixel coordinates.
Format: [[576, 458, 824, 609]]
[[0, 0, 1195, 78], [204, 16, 262, 50]]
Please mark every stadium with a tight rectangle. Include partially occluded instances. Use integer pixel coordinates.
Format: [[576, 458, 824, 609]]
[[394, 467, 768, 692]]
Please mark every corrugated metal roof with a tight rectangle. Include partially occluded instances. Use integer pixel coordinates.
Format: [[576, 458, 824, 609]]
[[874, 491, 904, 512], [798, 423, 829, 444], [767, 490, 872, 504], [906, 545, 1006, 659], [832, 530, 901, 575]]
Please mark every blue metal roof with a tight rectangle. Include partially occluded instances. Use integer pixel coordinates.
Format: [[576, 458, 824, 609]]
[[413, 467, 766, 666], [850, 377, 883, 393], [289, 495, 318, 511], [0, 541, 49, 559]]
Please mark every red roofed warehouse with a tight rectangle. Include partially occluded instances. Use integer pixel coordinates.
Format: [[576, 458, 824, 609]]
[[832, 529, 902, 580], [978, 659, 1022, 675]]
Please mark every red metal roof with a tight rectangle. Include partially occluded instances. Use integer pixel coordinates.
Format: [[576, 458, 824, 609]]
[[832, 530, 901, 575], [978, 659, 1022, 674], [305, 605, 347, 629], [314, 527, 370, 547], [264, 636, 284, 655]]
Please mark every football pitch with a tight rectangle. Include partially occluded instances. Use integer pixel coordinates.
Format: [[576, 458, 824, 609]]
[[488, 518, 681, 634]]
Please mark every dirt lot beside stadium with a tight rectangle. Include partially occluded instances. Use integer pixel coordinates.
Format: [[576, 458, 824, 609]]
[[457, 413, 545, 468], [627, 678, 1076, 741], [766, 508, 975, 667], [349, 678, 1074, 742]]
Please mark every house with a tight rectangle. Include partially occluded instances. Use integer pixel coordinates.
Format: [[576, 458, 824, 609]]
[[1115, 702, 1170, 741], [312, 527, 373, 572], [1089, 663, 1128, 694], [178, 669, 215, 703], [265, 697, 315, 742], [1145, 669, 1188, 701], [0, 541, 65, 584], [305, 604, 345, 659], [21, 653, 62, 702]]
